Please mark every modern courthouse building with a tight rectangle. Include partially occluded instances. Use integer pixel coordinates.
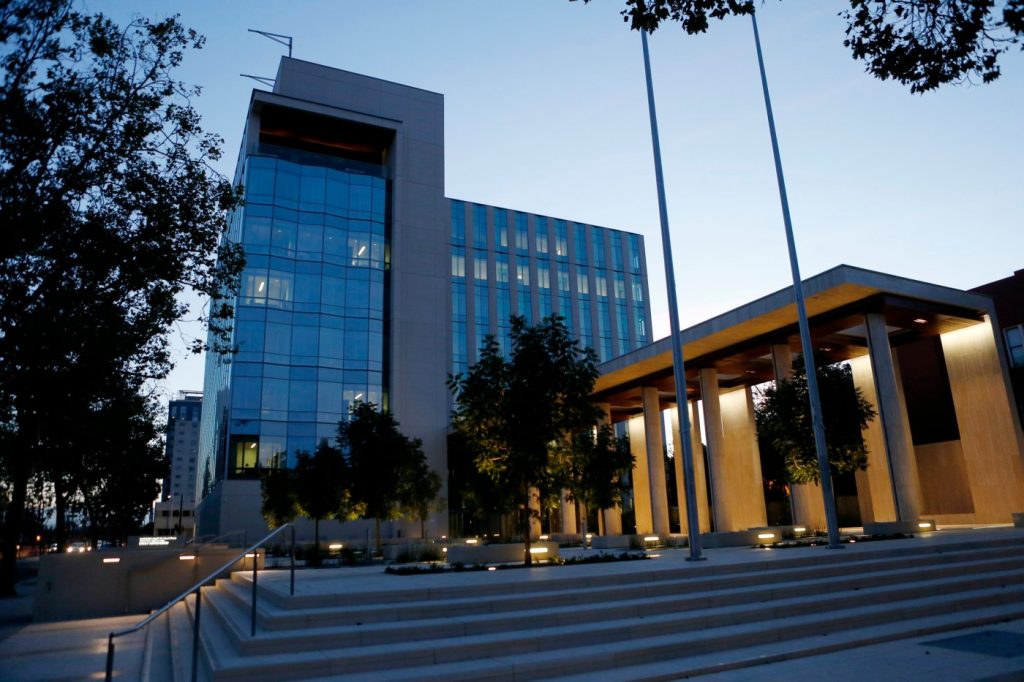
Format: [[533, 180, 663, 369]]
[[197, 57, 1024, 543], [195, 58, 652, 539]]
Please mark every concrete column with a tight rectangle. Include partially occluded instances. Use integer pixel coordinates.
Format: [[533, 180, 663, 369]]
[[700, 368, 729, 531], [720, 386, 767, 529], [528, 486, 542, 540], [628, 416, 653, 534], [771, 344, 827, 530], [670, 401, 710, 533], [559, 489, 576, 535], [595, 402, 623, 535], [849, 354, 897, 523], [941, 319, 1024, 521], [865, 312, 923, 521], [642, 387, 671, 535]]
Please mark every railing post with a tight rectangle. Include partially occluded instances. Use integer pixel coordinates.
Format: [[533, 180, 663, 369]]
[[290, 525, 296, 596], [191, 586, 202, 682], [104, 633, 115, 682], [251, 552, 258, 637]]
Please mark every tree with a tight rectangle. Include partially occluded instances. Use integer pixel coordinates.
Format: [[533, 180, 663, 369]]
[[260, 468, 298, 531], [449, 315, 603, 565], [557, 424, 634, 543], [293, 440, 355, 564], [575, 0, 1024, 93], [74, 388, 166, 547], [400, 458, 443, 540], [338, 401, 435, 554], [754, 356, 876, 485], [0, 1, 243, 594]]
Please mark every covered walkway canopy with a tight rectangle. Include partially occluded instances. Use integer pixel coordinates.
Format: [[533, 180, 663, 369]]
[[589, 265, 1024, 537]]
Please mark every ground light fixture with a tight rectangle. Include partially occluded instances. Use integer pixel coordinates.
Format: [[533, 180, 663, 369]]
[[102, 557, 120, 564], [328, 543, 344, 550], [178, 554, 196, 561]]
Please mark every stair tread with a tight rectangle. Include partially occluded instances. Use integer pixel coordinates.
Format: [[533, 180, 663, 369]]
[[221, 544, 1024, 622], [237, 540, 1024, 608], [205, 560, 1024, 646], [203, 579, 1024, 673]]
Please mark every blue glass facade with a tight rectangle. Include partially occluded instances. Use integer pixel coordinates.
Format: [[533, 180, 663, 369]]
[[449, 200, 651, 373], [200, 151, 389, 490]]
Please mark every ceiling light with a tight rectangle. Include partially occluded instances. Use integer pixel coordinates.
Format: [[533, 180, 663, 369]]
[[818, 347, 833, 352], [257, 281, 265, 293], [913, 318, 927, 324], [357, 245, 366, 256]]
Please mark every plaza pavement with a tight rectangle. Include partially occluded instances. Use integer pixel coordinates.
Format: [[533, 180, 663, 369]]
[[0, 527, 1022, 680]]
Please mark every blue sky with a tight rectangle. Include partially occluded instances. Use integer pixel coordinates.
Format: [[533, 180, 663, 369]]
[[89, 1, 1023, 402]]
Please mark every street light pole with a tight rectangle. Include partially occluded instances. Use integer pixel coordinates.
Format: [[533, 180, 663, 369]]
[[750, 12, 841, 548], [640, 31, 703, 561]]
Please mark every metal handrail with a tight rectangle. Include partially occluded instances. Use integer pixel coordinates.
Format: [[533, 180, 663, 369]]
[[104, 523, 296, 682]]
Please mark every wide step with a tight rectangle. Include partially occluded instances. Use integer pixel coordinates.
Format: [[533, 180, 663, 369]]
[[188, 533, 1024, 681]]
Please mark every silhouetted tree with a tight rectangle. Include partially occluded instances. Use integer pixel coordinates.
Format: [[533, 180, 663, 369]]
[[574, 0, 1023, 92], [260, 468, 298, 531], [0, 1, 243, 594], [755, 357, 876, 485], [557, 424, 633, 542], [293, 440, 355, 563], [339, 401, 435, 554]]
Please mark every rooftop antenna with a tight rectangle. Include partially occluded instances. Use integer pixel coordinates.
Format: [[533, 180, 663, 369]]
[[241, 29, 294, 88], [248, 28, 293, 57]]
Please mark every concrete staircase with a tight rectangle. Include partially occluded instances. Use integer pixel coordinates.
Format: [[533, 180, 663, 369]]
[[167, 536, 1024, 681]]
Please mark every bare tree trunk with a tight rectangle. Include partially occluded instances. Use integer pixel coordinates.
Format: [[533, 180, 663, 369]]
[[0, 459, 29, 596], [522, 482, 532, 566], [374, 517, 382, 557], [53, 474, 68, 551]]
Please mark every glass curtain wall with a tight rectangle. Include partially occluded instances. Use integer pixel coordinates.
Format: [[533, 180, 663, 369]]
[[225, 153, 388, 478]]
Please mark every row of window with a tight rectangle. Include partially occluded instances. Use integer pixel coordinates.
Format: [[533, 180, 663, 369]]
[[451, 201, 642, 273]]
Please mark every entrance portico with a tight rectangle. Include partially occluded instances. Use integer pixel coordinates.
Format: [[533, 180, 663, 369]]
[[590, 265, 1024, 535]]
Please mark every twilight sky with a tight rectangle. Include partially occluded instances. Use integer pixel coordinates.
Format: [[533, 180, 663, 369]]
[[90, 0, 1024, 405]]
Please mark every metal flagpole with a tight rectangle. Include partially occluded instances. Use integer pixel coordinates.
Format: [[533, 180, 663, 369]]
[[640, 31, 703, 561], [750, 11, 842, 549]]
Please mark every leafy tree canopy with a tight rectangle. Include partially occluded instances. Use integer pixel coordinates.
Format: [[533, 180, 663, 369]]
[[754, 356, 876, 485], [574, 0, 1024, 92], [338, 401, 436, 551], [449, 315, 604, 563]]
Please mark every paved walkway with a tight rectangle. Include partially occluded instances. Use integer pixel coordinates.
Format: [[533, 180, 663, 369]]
[[0, 527, 1022, 680]]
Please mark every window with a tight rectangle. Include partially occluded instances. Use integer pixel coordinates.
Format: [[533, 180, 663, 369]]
[[451, 201, 465, 245], [515, 213, 529, 253], [474, 253, 488, 280], [516, 264, 530, 286], [576, 272, 589, 295], [473, 204, 488, 249], [535, 217, 549, 254], [451, 247, 466, 278], [495, 210, 509, 250], [554, 220, 568, 258], [1006, 325, 1024, 366]]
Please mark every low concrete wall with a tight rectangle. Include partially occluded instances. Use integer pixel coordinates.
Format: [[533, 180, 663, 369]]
[[864, 520, 936, 536], [445, 542, 559, 565], [34, 547, 262, 622], [591, 535, 632, 550]]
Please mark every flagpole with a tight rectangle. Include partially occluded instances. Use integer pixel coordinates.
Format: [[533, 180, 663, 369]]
[[750, 11, 842, 549], [640, 30, 703, 561]]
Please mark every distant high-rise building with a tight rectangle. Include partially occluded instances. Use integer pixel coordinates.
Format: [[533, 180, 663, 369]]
[[156, 390, 201, 535]]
